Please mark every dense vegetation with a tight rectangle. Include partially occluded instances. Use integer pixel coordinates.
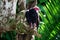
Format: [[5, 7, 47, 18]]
[[35, 0, 60, 40]]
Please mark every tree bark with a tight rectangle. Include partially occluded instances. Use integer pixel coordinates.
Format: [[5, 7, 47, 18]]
[[0, 0, 17, 40]]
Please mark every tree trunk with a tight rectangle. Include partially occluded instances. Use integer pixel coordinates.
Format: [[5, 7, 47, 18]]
[[0, 0, 17, 40], [17, 0, 41, 40]]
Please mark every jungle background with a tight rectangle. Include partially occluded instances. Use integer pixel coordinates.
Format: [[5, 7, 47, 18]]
[[0, 0, 60, 40], [36, 0, 60, 40]]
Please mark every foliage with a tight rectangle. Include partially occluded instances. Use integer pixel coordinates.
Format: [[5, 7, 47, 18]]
[[35, 0, 60, 40]]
